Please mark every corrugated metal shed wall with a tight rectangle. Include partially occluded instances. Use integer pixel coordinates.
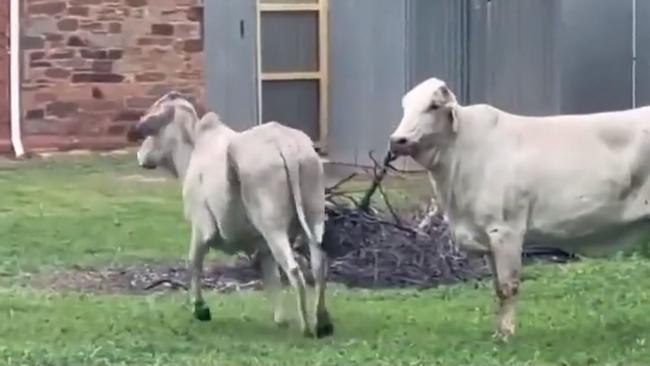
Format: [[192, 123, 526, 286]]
[[558, 0, 633, 114], [205, 0, 645, 166], [328, 0, 407, 165], [468, 0, 637, 115], [635, 0, 650, 107], [406, 0, 468, 103], [468, 0, 562, 115]]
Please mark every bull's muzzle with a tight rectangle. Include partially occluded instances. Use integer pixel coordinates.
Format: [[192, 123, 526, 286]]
[[136, 149, 157, 170], [389, 135, 416, 156]]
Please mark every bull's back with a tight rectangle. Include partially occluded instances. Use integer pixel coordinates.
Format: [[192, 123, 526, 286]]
[[237, 122, 321, 179], [503, 107, 650, 251], [228, 122, 323, 238]]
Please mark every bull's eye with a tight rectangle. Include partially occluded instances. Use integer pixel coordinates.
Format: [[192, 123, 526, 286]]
[[428, 102, 440, 111]]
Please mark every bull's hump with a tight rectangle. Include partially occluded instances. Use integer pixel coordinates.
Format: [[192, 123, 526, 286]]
[[242, 122, 311, 146]]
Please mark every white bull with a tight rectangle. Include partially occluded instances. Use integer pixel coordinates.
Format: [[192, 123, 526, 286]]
[[389, 77, 650, 339], [127, 92, 333, 338]]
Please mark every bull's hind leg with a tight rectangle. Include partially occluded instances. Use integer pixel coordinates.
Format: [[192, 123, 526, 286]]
[[291, 231, 332, 337], [259, 250, 289, 328], [302, 218, 333, 338], [298, 154, 332, 337], [308, 241, 333, 338], [238, 167, 313, 337], [188, 226, 211, 321], [487, 226, 523, 340], [263, 231, 313, 337]]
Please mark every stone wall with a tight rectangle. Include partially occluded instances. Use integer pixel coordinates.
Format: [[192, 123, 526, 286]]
[[21, 0, 204, 151]]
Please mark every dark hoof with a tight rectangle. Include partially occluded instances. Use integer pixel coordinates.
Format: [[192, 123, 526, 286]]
[[316, 322, 334, 338], [194, 303, 212, 322], [302, 329, 315, 338]]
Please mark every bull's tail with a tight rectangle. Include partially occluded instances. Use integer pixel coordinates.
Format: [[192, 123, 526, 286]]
[[275, 140, 315, 244]]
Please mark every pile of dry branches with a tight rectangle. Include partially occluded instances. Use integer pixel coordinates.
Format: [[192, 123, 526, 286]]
[[312, 152, 489, 288], [318, 204, 489, 288]]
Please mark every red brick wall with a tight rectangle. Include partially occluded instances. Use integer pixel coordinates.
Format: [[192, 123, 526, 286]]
[[21, 0, 204, 152]]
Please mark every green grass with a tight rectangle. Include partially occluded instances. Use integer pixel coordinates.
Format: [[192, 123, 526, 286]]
[[2, 259, 650, 365], [332, 172, 435, 214], [1, 154, 650, 365], [0, 154, 188, 274]]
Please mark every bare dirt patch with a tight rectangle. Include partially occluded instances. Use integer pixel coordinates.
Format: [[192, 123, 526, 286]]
[[27, 259, 262, 294], [119, 174, 169, 183], [26, 207, 491, 294], [25, 204, 576, 294]]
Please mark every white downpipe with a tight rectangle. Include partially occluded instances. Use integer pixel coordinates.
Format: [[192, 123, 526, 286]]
[[9, 0, 24, 157], [632, 0, 637, 108]]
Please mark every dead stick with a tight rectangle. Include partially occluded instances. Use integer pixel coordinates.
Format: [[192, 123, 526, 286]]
[[378, 183, 401, 226], [359, 151, 397, 212], [143, 278, 188, 291], [325, 173, 357, 195]]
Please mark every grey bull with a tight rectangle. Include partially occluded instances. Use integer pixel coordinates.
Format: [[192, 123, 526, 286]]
[[389, 77, 650, 339], [126, 92, 333, 338]]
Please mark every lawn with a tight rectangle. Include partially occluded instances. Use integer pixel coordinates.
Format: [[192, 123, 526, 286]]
[[1, 153, 650, 366]]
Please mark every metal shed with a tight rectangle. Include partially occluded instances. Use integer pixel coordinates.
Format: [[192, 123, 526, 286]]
[[205, 0, 650, 166]]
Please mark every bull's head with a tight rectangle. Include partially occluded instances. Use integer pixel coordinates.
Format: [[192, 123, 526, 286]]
[[126, 91, 186, 171], [389, 78, 458, 158]]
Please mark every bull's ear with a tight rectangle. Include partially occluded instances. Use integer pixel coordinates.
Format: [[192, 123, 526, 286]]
[[439, 85, 450, 99], [438, 85, 457, 105], [126, 105, 175, 141]]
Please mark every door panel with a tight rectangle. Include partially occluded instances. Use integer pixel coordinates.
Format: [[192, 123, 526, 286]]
[[258, 0, 328, 151], [205, 0, 259, 131], [262, 79, 319, 140]]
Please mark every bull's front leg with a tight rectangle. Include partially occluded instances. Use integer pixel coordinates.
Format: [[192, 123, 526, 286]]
[[188, 226, 211, 321], [486, 226, 523, 341]]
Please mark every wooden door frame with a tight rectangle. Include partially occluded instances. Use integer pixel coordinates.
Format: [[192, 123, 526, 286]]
[[256, 0, 329, 153]]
